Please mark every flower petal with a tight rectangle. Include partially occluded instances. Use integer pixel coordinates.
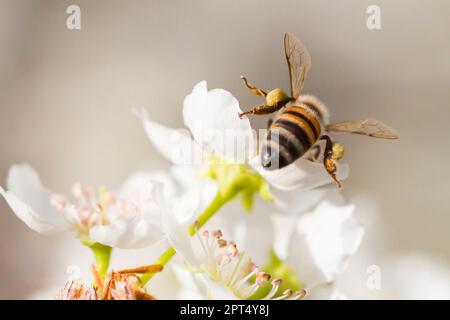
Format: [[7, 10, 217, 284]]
[[90, 176, 173, 249], [170, 165, 219, 223], [287, 197, 364, 285], [119, 170, 178, 203], [271, 213, 297, 260], [89, 215, 163, 249], [183, 81, 255, 162], [171, 264, 207, 299], [305, 285, 348, 300], [250, 156, 349, 191], [272, 185, 332, 215], [135, 108, 203, 166], [155, 181, 199, 267], [207, 281, 239, 300], [0, 164, 68, 234], [380, 254, 450, 299]]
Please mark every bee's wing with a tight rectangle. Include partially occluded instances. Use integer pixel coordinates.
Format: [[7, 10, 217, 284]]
[[325, 118, 399, 139], [284, 32, 311, 99]]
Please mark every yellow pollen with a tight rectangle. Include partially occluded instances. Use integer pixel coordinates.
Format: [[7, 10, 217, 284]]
[[266, 88, 288, 107], [332, 143, 345, 161]]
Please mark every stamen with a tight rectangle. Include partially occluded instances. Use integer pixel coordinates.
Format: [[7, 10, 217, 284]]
[[227, 242, 238, 257], [89, 287, 98, 300], [243, 282, 260, 298], [193, 220, 200, 230], [272, 278, 282, 286], [217, 239, 227, 247], [66, 281, 75, 299], [192, 229, 303, 301], [212, 229, 223, 238], [226, 252, 246, 287], [94, 203, 103, 213], [91, 265, 103, 291], [235, 265, 259, 289], [292, 289, 307, 300], [79, 206, 90, 222], [283, 289, 293, 296], [262, 278, 282, 300], [218, 254, 231, 267], [256, 272, 270, 286], [87, 213, 98, 226], [273, 289, 293, 300]]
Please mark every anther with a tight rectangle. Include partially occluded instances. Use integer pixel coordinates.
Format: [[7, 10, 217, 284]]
[[227, 243, 238, 257], [256, 272, 271, 286], [94, 203, 103, 213], [271, 278, 282, 286], [218, 254, 231, 266], [193, 220, 200, 230], [212, 230, 223, 238], [217, 239, 227, 247], [293, 289, 307, 299], [283, 289, 293, 297]]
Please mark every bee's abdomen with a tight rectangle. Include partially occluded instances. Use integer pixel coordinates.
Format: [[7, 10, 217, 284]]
[[261, 106, 321, 170]]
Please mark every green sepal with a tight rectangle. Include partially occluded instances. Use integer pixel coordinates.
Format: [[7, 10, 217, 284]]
[[204, 157, 273, 212]]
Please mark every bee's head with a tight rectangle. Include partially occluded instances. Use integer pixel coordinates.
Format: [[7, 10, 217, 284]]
[[265, 88, 291, 107]]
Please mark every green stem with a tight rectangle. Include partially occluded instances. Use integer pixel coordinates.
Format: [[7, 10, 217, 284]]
[[188, 191, 235, 236], [142, 191, 236, 286], [89, 242, 112, 278], [141, 246, 176, 286]]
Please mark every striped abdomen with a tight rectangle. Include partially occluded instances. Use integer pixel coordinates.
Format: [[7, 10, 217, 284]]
[[261, 105, 321, 170]]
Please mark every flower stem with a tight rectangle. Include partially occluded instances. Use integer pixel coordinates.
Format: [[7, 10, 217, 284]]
[[141, 246, 176, 286], [188, 191, 235, 236], [89, 242, 112, 278]]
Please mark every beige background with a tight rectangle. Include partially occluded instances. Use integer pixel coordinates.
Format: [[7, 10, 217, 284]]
[[0, 0, 449, 298]]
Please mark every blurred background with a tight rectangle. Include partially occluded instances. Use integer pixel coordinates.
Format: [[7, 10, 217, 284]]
[[0, 0, 449, 299]]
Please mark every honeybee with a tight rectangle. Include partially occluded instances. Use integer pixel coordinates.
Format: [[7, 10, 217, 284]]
[[239, 32, 399, 187]]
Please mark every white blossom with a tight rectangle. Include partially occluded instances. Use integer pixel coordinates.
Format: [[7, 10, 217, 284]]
[[0, 164, 168, 249], [168, 189, 364, 300]]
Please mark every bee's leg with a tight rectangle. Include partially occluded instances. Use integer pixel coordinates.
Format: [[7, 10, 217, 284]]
[[320, 135, 343, 188], [267, 118, 273, 129], [239, 104, 283, 119], [240, 75, 267, 97]]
